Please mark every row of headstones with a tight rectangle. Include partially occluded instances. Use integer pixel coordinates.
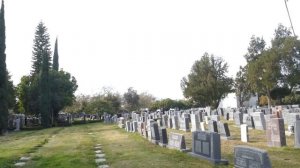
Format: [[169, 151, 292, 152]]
[[119, 118, 272, 167], [119, 105, 300, 147], [234, 111, 300, 148], [123, 108, 300, 146]]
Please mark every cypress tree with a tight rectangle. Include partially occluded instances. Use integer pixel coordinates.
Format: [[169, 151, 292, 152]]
[[31, 22, 52, 75], [0, 0, 8, 135], [40, 46, 51, 128], [53, 38, 59, 71]]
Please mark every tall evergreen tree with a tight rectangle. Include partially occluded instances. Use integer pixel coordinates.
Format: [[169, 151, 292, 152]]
[[0, 0, 8, 135], [31, 22, 52, 75], [53, 38, 59, 71], [31, 22, 52, 127]]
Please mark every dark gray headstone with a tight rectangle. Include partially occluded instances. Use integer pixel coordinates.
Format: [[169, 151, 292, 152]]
[[188, 131, 228, 165], [234, 145, 272, 168]]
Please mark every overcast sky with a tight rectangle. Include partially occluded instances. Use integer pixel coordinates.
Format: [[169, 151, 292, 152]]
[[4, 0, 300, 100]]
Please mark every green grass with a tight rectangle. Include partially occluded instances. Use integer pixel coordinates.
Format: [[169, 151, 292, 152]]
[[1, 121, 300, 168]]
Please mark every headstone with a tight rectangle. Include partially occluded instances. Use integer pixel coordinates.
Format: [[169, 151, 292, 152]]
[[252, 112, 266, 130], [125, 121, 130, 132], [266, 118, 286, 147], [294, 120, 300, 148], [245, 115, 255, 129], [191, 114, 201, 132], [225, 112, 229, 120], [218, 122, 230, 140], [167, 132, 189, 152], [229, 111, 234, 120], [234, 145, 272, 168], [282, 113, 300, 126], [188, 131, 228, 165], [167, 116, 173, 129], [150, 122, 160, 144], [208, 120, 218, 133], [159, 127, 168, 147], [162, 115, 168, 128], [132, 121, 138, 132], [15, 118, 20, 131], [147, 120, 154, 141], [130, 122, 134, 132], [204, 116, 210, 124], [179, 117, 190, 132], [198, 112, 204, 122], [200, 122, 205, 131], [241, 124, 249, 143], [234, 112, 243, 126], [172, 116, 179, 130]]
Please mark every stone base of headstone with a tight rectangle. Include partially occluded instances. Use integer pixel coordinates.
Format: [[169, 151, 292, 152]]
[[220, 136, 232, 140], [167, 146, 191, 152], [158, 143, 167, 148], [188, 152, 228, 165]]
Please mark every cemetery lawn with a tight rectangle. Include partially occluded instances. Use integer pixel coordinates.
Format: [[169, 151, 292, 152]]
[[0, 122, 300, 168]]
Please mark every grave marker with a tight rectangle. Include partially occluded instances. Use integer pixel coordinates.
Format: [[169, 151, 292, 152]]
[[188, 131, 228, 165], [191, 114, 200, 132], [234, 145, 272, 168], [159, 127, 168, 147], [241, 124, 249, 143], [218, 122, 230, 140], [167, 132, 189, 152], [266, 118, 286, 147], [252, 112, 266, 130]]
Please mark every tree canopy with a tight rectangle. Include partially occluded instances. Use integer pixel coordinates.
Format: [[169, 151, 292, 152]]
[[244, 24, 300, 107], [181, 53, 234, 108], [123, 87, 140, 111]]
